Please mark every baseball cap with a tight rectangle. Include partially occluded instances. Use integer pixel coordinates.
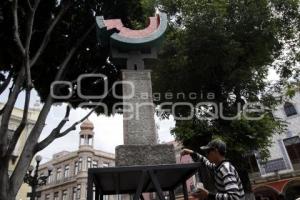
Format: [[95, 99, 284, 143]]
[[200, 139, 227, 155]]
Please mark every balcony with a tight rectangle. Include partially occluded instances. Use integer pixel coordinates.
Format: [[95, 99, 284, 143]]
[[262, 158, 287, 174], [250, 158, 300, 185], [38, 175, 77, 191]]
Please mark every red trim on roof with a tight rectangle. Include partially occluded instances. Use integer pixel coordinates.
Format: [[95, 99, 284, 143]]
[[267, 179, 290, 193], [253, 179, 290, 193]]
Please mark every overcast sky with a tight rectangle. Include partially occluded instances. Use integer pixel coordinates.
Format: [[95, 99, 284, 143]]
[[37, 104, 176, 162], [0, 69, 279, 163]]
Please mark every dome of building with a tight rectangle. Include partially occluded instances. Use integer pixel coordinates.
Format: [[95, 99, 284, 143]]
[[80, 119, 94, 130]]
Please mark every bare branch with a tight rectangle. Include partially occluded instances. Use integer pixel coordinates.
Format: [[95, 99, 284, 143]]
[[0, 104, 6, 116], [25, 0, 40, 52], [0, 72, 13, 95], [6, 88, 31, 156], [9, 23, 96, 194], [30, 3, 71, 67], [24, 0, 40, 91], [4, 0, 41, 156], [26, 0, 33, 11], [9, 93, 53, 196], [12, 0, 25, 55], [32, 24, 96, 153], [57, 108, 94, 137], [0, 69, 24, 157], [27, 0, 33, 10], [8, 81, 16, 98], [34, 106, 71, 152], [35, 104, 97, 152]]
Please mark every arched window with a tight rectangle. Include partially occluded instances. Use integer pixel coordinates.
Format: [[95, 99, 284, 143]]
[[284, 102, 297, 117]]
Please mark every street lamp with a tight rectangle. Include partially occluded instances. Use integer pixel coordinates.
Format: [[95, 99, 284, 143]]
[[24, 155, 53, 200]]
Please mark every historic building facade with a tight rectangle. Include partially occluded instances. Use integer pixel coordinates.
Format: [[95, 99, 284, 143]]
[[36, 120, 115, 200], [248, 92, 300, 199], [0, 102, 40, 200]]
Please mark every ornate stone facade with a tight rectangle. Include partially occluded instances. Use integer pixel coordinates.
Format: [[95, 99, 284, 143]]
[[37, 120, 115, 200]]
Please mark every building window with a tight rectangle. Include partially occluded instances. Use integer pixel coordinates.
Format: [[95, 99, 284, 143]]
[[92, 160, 98, 168], [87, 157, 92, 168], [77, 184, 81, 200], [64, 165, 69, 178], [38, 172, 45, 186], [75, 161, 78, 175], [72, 187, 77, 200], [263, 158, 287, 173], [78, 157, 83, 171], [284, 102, 297, 117], [56, 168, 62, 181], [48, 171, 53, 184], [284, 136, 300, 170], [62, 190, 68, 200], [45, 194, 50, 200], [54, 192, 59, 200], [103, 162, 109, 167]]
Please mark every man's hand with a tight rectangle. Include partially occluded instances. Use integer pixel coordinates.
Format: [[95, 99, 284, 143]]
[[180, 148, 194, 156], [191, 188, 209, 200]]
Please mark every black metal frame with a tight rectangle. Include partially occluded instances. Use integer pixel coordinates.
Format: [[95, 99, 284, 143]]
[[24, 160, 51, 200], [87, 163, 201, 200]]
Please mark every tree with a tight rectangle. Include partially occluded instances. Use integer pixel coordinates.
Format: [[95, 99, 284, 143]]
[[0, 0, 154, 199], [153, 0, 299, 198]]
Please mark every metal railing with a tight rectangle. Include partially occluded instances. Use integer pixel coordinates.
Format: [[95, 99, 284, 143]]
[[262, 158, 287, 173]]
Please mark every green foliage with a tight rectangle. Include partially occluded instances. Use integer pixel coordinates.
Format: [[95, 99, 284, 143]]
[[0, 0, 155, 114], [131, 0, 156, 29], [154, 0, 299, 191], [172, 114, 286, 162], [154, 0, 299, 148]]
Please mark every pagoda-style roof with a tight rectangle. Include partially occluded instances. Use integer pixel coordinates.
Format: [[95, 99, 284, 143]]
[[96, 13, 168, 51]]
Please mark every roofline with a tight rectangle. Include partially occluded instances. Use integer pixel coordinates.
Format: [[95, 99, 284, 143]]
[[39, 149, 115, 169]]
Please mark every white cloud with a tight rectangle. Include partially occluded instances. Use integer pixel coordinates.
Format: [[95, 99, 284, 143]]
[[155, 115, 175, 143], [267, 68, 280, 81]]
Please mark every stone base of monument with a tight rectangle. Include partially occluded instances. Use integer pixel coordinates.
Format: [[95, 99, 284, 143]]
[[115, 144, 176, 166]]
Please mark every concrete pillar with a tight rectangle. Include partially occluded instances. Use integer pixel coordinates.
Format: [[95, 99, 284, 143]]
[[122, 70, 157, 145], [115, 70, 176, 166]]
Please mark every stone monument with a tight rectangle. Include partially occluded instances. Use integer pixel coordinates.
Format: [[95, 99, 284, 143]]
[[96, 13, 175, 166]]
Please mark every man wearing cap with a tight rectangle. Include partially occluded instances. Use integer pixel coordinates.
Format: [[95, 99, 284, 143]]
[[181, 139, 245, 200]]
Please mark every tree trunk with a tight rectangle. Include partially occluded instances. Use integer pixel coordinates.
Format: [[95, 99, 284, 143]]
[[0, 156, 10, 200], [9, 96, 53, 197], [0, 69, 25, 156], [238, 168, 256, 200]]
